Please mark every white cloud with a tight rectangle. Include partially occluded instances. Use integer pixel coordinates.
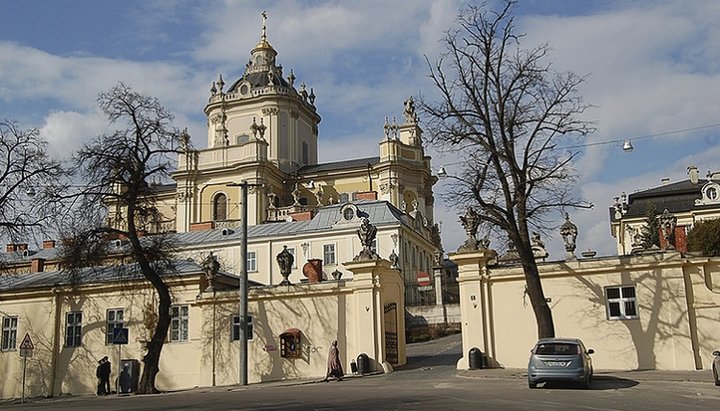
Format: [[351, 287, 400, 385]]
[[40, 110, 108, 157]]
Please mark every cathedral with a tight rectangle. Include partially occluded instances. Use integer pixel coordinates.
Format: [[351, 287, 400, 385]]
[[108, 13, 443, 305]]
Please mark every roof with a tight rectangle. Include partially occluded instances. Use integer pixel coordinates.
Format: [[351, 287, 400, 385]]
[[0, 259, 204, 292], [293, 156, 380, 175], [172, 199, 408, 247], [0, 200, 411, 264], [619, 179, 710, 218]]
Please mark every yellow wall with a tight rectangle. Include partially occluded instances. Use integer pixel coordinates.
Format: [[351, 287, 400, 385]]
[[0, 259, 405, 399], [453, 251, 720, 371]]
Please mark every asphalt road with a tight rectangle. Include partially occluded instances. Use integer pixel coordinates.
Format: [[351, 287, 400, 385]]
[[6, 333, 720, 410]]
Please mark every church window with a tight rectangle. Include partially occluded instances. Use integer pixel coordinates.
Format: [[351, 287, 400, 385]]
[[213, 193, 228, 221], [302, 142, 309, 165]]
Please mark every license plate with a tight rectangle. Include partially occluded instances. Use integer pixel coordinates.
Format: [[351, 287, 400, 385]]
[[545, 361, 567, 367]]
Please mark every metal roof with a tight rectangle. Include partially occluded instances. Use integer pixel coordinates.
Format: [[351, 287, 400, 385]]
[[622, 179, 708, 218], [0, 259, 203, 292], [292, 156, 380, 175]]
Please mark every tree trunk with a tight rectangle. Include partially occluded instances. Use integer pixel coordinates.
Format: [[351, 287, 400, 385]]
[[137, 283, 171, 394], [516, 242, 555, 338]]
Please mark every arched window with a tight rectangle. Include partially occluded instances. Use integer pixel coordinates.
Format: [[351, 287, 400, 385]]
[[213, 193, 227, 221]]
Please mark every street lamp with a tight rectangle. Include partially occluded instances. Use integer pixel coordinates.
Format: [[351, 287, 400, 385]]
[[226, 180, 262, 386]]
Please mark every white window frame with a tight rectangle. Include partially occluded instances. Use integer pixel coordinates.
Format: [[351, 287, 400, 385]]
[[66, 311, 82, 347], [323, 243, 336, 266], [605, 285, 639, 320], [1, 316, 18, 351], [170, 305, 189, 342], [231, 315, 254, 341], [106, 308, 124, 345], [247, 251, 257, 272]]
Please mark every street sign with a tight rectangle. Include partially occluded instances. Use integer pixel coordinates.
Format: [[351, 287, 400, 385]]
[[416, 272, 432, 287], [19, 348, 33, 358], [417, 286, 433, 292], [113, 327, 129, 345], [19, 333, 34, 350]]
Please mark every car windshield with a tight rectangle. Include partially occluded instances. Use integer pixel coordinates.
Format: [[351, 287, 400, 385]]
[[535, 343, 578, 355]]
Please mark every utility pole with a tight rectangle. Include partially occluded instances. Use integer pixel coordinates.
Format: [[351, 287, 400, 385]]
[[227, 180, 261, 386]]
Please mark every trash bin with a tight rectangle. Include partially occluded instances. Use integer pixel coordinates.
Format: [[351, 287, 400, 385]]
[[350, 360, 358, 374], [356, 353, 369, 375], [469, 348, 483, 370]]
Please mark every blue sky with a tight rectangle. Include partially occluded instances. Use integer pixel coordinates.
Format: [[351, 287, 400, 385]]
[[1, 0, 720, 258]]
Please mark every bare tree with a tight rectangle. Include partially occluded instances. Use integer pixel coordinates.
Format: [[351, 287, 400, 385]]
[[59, 83, 183, 393], [421, 1, 593, 338], [0, 120, 64, 244]]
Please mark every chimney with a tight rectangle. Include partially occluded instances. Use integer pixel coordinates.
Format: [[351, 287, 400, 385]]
[[355, 191, 378, 201], [31, 258, 45, 273], [687, 166, 699, 184], [5, 243, 28, 252], [42, 240, 56, 249], [661, 178, 670, 186], [6, 244, 16, 253]]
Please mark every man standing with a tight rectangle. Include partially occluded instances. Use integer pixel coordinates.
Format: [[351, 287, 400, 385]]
[[98, 356, 112, 395]]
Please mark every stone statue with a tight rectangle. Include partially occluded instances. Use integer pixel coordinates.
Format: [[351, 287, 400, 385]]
[[531, 232, 549, 260], [201, 252, 220, 290], [276, 245, 294, 285], [403, 96, 418, 124], [388, 250, 399, 268], [658, 208, 677, 250], [560, 213, 578, 260], [458, 207, 482, 252], [353, 217, 380, 261]]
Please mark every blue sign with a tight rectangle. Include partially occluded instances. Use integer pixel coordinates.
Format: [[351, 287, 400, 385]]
[[113, 327, 129, 345]]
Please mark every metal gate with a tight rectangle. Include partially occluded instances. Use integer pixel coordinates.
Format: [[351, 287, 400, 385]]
[[384, 302, 398, 365]]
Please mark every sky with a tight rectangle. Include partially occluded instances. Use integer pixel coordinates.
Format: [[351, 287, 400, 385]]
[[1, 0, 720, 259]]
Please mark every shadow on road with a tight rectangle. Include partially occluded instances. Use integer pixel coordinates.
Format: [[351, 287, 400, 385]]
[[538, 376, 639, 391], [397, 353, 461, 371]]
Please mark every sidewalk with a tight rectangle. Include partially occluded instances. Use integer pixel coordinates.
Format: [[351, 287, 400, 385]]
[[458, 367, 713, 383]]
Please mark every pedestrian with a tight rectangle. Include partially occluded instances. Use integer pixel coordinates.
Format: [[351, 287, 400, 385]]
[[96, 358, 105, 395], [119, 363, 132, 394], [98, 356, 112, 395], [324, 340, 344, 382]]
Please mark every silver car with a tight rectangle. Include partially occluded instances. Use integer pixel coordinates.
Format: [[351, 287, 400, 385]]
[[713, 350, 720, 386], [527, 338, 594, 389]]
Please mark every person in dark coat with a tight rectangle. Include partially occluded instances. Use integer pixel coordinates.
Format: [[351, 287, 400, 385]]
[[324, 340, 344, 382], [119, 363, 132, 394], [96, 358, 105, 395], [98, 356, 112, 395]]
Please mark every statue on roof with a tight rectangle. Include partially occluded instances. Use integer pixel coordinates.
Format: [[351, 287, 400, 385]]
[[560, 213, 578, 260], [403, 97, 418, 124]]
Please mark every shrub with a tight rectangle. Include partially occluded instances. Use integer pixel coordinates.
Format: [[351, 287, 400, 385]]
[[687, 219, 720, 256]]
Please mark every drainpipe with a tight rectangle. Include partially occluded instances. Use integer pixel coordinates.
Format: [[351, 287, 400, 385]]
[[49, 287, 62, 397]]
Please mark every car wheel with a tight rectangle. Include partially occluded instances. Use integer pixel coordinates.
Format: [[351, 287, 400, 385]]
[[580, 375, 590, 389], [529, 381, 537, 389]]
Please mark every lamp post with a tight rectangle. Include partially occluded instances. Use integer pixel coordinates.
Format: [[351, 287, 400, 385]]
[[226, 180, 262, 386]]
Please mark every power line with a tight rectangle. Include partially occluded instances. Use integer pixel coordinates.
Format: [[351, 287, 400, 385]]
[[564, 122, 720, 149]]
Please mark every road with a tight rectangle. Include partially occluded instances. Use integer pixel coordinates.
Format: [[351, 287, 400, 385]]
[[6, 333, 720, 410]]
